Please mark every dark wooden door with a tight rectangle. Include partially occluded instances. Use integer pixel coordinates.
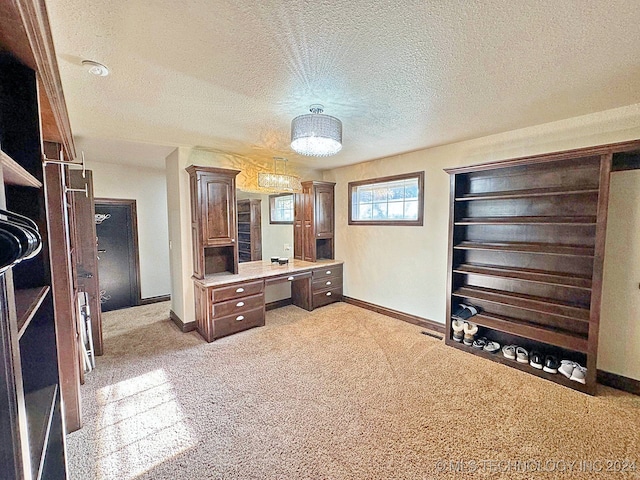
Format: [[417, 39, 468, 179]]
[[201, 173, 236, 246], [315, 185, 334, 238], [94, 199, 140, 312], [69, 170, 103, 355], [303, 184, 314, 262]]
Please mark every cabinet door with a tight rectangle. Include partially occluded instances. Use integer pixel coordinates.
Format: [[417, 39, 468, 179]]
[[201, 173, 236, 246], [314, 185, 334, 237]]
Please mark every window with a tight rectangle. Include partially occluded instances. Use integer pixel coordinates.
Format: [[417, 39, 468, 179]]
[[269, 194, 294, 224], [348, 172, 424, 226]]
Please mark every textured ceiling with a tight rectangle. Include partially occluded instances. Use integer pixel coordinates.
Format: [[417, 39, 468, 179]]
[[46, 0, 640, 169]]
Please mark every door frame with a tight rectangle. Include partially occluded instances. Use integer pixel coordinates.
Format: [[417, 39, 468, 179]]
[[94, 198, 142, 307]]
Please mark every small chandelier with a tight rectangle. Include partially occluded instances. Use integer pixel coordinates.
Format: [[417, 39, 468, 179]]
[[291, 104, 342, 157], [258, 157, 302, 192]]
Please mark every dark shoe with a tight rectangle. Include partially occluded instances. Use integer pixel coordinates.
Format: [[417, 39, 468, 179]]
[[543, 355, 559, 374], [529, 351, 544, 369]]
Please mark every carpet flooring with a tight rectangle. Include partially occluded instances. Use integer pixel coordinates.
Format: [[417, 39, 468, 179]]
[[67, 301, 640, 479]]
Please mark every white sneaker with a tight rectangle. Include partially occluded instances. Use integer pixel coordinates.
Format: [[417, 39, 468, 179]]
[[558, 360, 576, 379], [502, 345, 516, 360], [570, 365, 587, 384]]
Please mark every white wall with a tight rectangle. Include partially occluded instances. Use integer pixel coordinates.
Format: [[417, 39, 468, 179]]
[[87, 160, 171, 299], [600, 170, 640, 381], [323, 103, 640, 375]]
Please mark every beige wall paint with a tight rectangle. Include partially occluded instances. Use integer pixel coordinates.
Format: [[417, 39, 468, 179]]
[[87, 160, 171, 299], [324, 103, 640, 375], [599, 170, 640, 381]]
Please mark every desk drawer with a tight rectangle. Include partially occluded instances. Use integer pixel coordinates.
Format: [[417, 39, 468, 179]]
[[265, 271, 311, 286], [312, 276, 342, 292], [312, 286, 342, 309], [312, 264, 343, 280], [211, 280, 264, 303], [212, 306, 265, 339], [212, 293, 264, 319]]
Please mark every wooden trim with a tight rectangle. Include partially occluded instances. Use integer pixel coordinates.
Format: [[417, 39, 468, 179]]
[[444, 138, 640, 174], [268, 193, 294, 224], [597, 370, 640, 396], [139, 295, 171, 306], [586, 154, 613, 387], [342, 296, 445, 334], [445, 173, 457, 345], [348, 171, 425, 226], [170, 309, 196, 333], [266, 298, 293, 311], [94, 198, 142, 307], [15, 0, 76, 159], [44, 163, 82, 432]]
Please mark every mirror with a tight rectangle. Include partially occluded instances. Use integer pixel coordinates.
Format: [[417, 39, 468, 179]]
[[236, 190, 294, 263]]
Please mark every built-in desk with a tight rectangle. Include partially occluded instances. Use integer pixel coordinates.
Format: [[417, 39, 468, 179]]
[[193, 259, 343, 342]]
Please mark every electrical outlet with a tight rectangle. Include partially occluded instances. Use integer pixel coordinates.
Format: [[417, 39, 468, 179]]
[[284, 243, 291, 251]]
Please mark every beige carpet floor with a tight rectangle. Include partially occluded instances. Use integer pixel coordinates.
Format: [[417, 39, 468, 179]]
[[67, 301, 640, 479]]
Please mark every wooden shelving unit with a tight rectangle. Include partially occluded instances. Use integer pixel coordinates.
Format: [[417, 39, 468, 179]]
[[445, 153, 612, 394], [16, 286, 51, 338], [1, 33, 68, 478], [237, 199, 262, 263]]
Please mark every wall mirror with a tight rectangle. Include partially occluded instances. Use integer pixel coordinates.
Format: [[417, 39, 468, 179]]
[[236, 189, 294, 263]]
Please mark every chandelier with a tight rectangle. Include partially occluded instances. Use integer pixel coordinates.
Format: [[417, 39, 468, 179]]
[[290, 104, 342, 157], [258, 157, 302, 192]]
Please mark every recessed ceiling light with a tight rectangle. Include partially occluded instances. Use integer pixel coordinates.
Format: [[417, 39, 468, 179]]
[[81, 60, 109, 77]]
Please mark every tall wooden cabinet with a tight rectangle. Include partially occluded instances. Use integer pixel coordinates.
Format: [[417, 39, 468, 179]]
[[0, 52, 67, 479], [237, 199, 262, 263], [187, 166, 240, 278], [445, 151, 615, 394], [294, 181, 335, 262]]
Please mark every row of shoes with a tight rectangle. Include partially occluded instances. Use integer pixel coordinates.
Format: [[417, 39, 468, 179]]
[[452, 317, 588, 385], [501, 344, 586, 384]]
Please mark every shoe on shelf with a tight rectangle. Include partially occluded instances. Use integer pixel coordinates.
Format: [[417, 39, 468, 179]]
[[529, 351, 544, 369], [543, 355, 559, 374], [462, 322, 478, 346], [472, 337, 487, 349], [452, 304, 479, 321], [559, 360, 577, 378], [570, 364, 587, 384], [451, 319, 465, 342], [515, 347, 529, 364], [483, 341, 500, 354], [502, 345, 516, 360]]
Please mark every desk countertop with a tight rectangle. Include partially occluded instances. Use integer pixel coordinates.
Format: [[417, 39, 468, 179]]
[[194, 259, 343, 288]]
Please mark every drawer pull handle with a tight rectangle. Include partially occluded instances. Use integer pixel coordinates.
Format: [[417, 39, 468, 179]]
[[326, 281, 332, 286], [231, 239, 235, 242], [287, 276, 294, 281], [236, 301, 245, 307], [326, 292, 332, 296], [326, 270, 331, 275], [236, 287, 245, 293], [235, 315, 245, 321]]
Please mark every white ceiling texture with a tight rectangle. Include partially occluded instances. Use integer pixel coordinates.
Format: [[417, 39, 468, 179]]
[[46, 0, 640, 170]]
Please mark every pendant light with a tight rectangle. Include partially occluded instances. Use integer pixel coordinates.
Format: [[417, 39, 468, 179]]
[[290, 104, 342, 157]]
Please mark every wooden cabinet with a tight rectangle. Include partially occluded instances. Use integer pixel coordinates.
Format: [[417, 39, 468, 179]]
[[445, 152, 614, 395], [294, 181, 335, 262], [194, 279, 265, 342], [311, 264, 343, 309], [0, 51, 67, 479], [237, 199, 262, 262], [187, 166, 240, 278]]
